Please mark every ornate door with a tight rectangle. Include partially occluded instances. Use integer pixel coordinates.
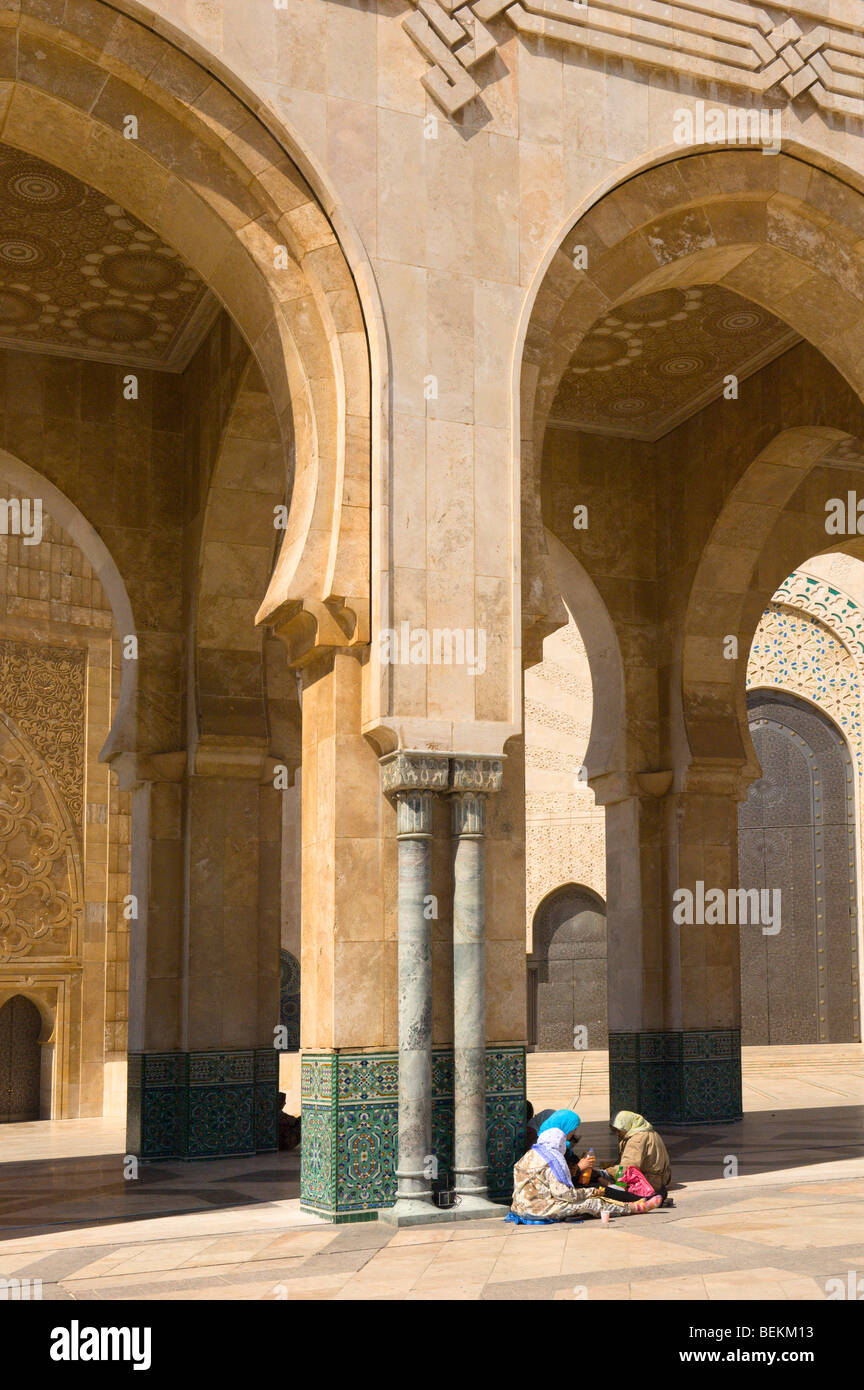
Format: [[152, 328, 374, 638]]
[[0, 995, 42, 1122], [740, 695, 861, 1044]]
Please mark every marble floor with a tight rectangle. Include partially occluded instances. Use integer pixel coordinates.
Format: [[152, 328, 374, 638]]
[[1, 1047, 862, 1301]]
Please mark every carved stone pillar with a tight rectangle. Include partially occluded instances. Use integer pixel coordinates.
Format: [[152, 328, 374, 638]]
[[600, 766, 744, 1124], [450, 756, 503, 1211], [125, 741, 281, 1160], [380, 752, 449, 1222]]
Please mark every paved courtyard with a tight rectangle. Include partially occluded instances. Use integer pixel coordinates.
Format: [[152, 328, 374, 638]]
[[1, 1048, 862, 1301]]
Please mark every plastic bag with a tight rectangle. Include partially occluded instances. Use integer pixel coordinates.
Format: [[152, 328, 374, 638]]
[[622, 1165, 655, 1197]]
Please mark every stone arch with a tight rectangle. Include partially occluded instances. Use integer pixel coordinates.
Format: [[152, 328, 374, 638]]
[[0, 0, 375, 665], [0, 447, 136, 765], [519, 144, 864, 649], [747, 569, 864, 758], [680, 427, 864, 780], [194, 357, 299, 756], [0, 994, 43, 1121], [0, 988, 54, 1045], [543, 529, 626, 792]]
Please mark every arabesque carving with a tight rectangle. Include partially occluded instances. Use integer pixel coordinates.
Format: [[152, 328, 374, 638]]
[[0, 717, 82, 963], [0, 641, 86, 824]]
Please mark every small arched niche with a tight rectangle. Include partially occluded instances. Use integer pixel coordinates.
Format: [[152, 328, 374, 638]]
[[528, 884, 607, 1051]]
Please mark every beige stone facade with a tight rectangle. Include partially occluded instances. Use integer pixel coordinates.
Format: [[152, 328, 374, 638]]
[[0, 0, 863, 1217]]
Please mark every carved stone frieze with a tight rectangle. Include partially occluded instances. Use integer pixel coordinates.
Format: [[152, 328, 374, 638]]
[[379, 750, 505, 800], [380, 750, 451, 796], [450, 755, 505, 793], [404, 1, 864, 121]]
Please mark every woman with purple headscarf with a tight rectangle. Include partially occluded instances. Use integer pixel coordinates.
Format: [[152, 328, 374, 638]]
[[508, 1109, 663, 1224]]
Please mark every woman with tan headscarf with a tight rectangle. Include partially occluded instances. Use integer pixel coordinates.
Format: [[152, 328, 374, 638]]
[[508, 1124, 664, 1224], [610, 1110, 672, 1198]]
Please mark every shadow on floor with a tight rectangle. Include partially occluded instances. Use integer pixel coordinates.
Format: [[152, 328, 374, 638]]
[[576, 1104, 864, 1187], [0, 1147, 301, 1241], [4, 1101, 862, 1241]]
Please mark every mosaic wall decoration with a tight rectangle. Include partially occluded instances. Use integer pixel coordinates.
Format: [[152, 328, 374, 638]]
[[609, 1030, 742, 1125], [0, 142, 217, 371], [300, 1046, 526, 1221], [127, 1048, 279, 1160], [748, 603, 860, 757]]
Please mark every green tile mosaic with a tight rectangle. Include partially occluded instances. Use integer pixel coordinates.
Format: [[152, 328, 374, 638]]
[[609, 1029, 742, 1124], [127, 1047, 280, 1160], [300, 1045, 526, 1220]]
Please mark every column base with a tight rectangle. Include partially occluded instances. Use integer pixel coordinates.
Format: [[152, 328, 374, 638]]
[[126, 1048, 279, 1159], [379, 1193, 503, 1227], [609, 1029, 742, 1124], [300, 1045, 525, 1222]]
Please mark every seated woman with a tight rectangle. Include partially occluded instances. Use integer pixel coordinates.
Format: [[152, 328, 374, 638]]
[[609, 1110, 672, 1198], [509, 1115, 663, 1224]]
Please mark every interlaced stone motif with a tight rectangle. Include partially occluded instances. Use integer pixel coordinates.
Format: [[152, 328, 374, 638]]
[[404, 1, 864, 121]]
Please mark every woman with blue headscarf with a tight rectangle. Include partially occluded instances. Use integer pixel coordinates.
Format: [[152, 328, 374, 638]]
[[508, 1108, 663, 1224]]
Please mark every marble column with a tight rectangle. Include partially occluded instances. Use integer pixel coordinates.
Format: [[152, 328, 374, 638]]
[[380, 752, 449, 1223], [450, 757, 503, 1213]]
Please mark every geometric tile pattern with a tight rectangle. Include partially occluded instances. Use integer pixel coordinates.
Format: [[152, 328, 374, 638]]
[[748, 604, 861, 757], [609, 1030, 742, 1125], [300, 1046, 526, 1221], [127, 1049, 279, 1161]]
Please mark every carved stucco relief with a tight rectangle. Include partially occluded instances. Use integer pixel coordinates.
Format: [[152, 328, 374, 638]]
[[0, 641, 86, 825], [0, 711, 83, 963]]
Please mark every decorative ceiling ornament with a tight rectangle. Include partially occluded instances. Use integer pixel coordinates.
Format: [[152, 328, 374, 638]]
[[403, 1, 864, 121], [550, 284, 798, 441], [0, 143, 218, 372]]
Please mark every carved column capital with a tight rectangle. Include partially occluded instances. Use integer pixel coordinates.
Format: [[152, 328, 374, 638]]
[[380, 750, 450, 796], [450, 789, 487, 838], [449, 755, 504, 794], [380, 751, 449, 840]]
